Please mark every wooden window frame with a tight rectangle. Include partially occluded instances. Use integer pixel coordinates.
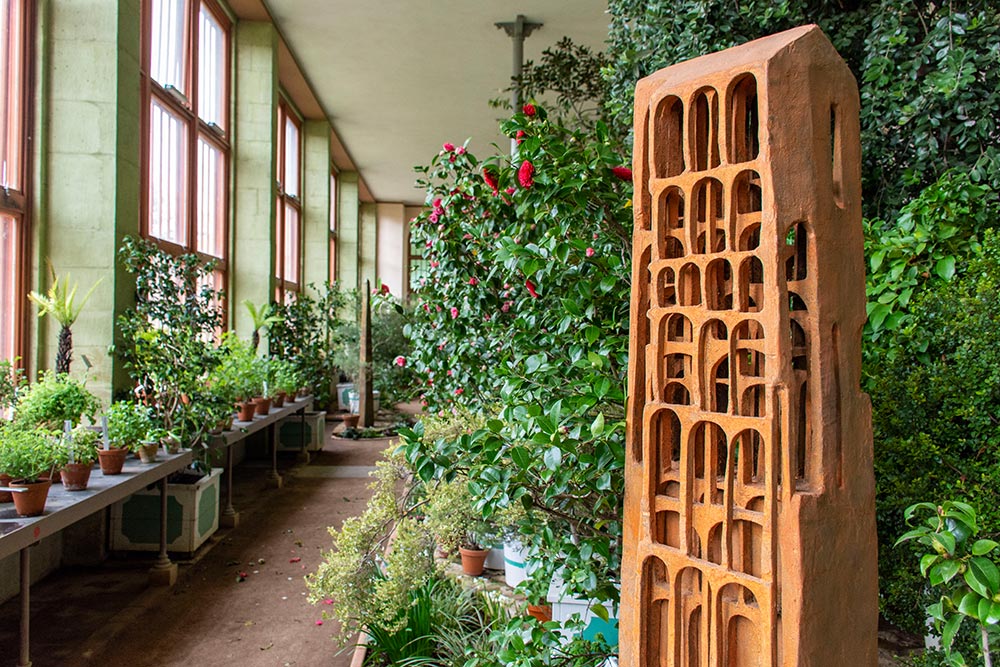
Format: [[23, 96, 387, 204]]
[[140, 0, 232, 307], [328, 168, 337, 284], [1, 0, 35, 367], [275, 96, 302, 301]]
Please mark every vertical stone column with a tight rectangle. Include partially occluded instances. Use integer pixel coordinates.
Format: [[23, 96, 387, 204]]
[[619, 25, 877, 667], [231, 21, 278, 338], [337, 171, 360, 294], [34, 0, 142, 401], [376, 202, 406, 296], [359, 202, 377, 291], [302, 120, 332, 296]]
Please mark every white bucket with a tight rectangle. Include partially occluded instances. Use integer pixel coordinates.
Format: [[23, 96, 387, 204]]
[[336, 383, 354, 411], [504, 539, 532, 587]]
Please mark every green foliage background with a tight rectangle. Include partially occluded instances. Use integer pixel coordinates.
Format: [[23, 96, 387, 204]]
[[604, 0, 1000, 632]]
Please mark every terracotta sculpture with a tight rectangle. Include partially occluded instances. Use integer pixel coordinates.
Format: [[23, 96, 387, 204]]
[[619, 25, 878, 666]]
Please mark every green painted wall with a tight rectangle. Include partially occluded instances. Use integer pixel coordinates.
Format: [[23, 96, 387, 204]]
[[337, 171, 360, 293], [302, 120, 331, 296], [231, 22, 278, 339], [34, 0, 142, 403]]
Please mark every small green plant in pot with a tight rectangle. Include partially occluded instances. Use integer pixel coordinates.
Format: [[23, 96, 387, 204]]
[[103, 401, 153, 474], [54, 426, 99, 491], [424, 476, 497, 576], [0, 425, 60, 516], [14, 371, 101, 430]]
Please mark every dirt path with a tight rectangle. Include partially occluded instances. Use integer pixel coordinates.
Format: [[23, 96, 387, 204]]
[[0, 426, 390, 667]]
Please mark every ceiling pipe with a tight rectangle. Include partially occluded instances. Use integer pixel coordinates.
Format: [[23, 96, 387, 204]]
[[496, 14, 542, 154]]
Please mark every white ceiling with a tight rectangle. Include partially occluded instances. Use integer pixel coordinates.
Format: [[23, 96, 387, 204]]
[[264, 0, 611, 205]]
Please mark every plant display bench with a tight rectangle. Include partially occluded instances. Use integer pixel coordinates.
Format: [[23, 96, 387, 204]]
[[110, 467, 222, 554], [0, 451, 192, 667], [204, 395, 313, 528]]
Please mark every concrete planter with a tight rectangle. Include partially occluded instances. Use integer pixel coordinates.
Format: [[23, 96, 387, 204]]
[[546, 575, 618, 648], [110, 468, 222, 555], [277, 411, 327, 452]]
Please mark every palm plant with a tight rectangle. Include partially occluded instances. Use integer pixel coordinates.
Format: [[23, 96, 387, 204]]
[[243, 300, 282, 352], [27, 264, 102, 373]]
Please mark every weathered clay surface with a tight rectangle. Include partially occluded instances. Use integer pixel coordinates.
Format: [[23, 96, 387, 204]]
[[620, 25, 878, 667]]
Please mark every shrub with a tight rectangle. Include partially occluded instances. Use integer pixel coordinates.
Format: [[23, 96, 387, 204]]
[[13, 371, 100, 430], [872, 230, 1000, 630]]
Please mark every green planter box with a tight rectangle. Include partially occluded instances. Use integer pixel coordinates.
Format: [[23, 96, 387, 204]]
[[110, 467, 222, 555], [277, 411, 327, 452]]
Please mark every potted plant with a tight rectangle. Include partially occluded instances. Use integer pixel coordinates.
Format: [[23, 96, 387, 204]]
[[271, 359, 300, 408], [137, 426, 166, 464], [27, 264, 101, 374], [0, 425, 59, 516], [54, 426, 100, 491], [13, 370, 101, 430], [424, 476, 497, 576], [253, 356, 273, 416], [218, 333, 260, 422], [103, 400, 153, 474], [244, 300, 283, 352]]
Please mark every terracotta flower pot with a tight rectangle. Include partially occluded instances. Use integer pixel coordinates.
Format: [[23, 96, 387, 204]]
[[254, 396, 273, 416], [0, 473, 12, 503], [342, 414, 360, 428], [273, 392, 286, 408], [138, 442, 160, 464], [459, 547, 489, 576], [98, 448, 128, 475], [10, 479, 52, 517], [236, 400, 257, 422], [526, 604, 553, 623], [60, 462, 93, 491]]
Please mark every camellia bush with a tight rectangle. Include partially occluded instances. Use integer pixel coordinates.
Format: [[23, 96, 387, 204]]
[[401, 104, 632, 634]]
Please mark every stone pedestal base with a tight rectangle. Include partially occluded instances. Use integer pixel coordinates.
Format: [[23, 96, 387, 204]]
[[296, 451, 311, 464], [267, 474, 283, 489], [148, 562, 178, 587], [220, 511, 240, 529]]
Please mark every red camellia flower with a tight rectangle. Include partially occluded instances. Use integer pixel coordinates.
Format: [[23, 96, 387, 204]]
[[612, 166, 633, 182], [454, 388, 464, 396], [432, 198, 442, 207], [518, 161, 534, 188], [468, 277, 478, 286], [450, 306, 459, 319], [443, 142, 455, 151], [482, 168, 499, 192], [381, 284, 390, 294], [505, 187, 516, 195], [522, 103, 536, 116], [586, 247, 595, 257], [516, 130, 526, 144], [393, 355, 406, 367], [525, 279, 539, 298], [456, 146, 466, 155]]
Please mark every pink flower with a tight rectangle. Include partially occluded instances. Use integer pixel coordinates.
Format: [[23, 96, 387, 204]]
[[516, 130, 526, 144], [525, 279, 539, 298], [505, 187, 516, 195], [430, 260, 439, 268], [393, 356, 406, 367], [518, 161, 534, 188], [381, 284, 390, 294], [454, 388, 464, 396], [449, 154, 456, 163], [468, 277, 479, 286], [522, 104, 536, 116], [612, 166, 633, 182], [443, 142, 455, 151], [501, 301, 511, 312], [462, 233, 473, 240], [425, 240, 433, 249], [586, 247, 595, 257], [482, 168, 499, 192], [593, 232, 599, 240], [450, 306, 459, 319], [456, 146, 466, 155], [315, 620, 324, 626], [483, 314, 491, 321], [432, 198, 442, 207], [429, 212, 439, 223], [422, 303, 430, 312], [447, 369, 453, 376]]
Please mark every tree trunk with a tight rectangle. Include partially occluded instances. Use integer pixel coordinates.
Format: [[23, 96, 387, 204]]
[[984, 625, 993, 667], [251, 330, 260, 352], [358, 281, 375, 428], [56, 325, 72, 374]]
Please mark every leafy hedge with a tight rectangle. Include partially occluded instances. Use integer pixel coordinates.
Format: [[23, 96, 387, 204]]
[[604, 0, 1000, 632]]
